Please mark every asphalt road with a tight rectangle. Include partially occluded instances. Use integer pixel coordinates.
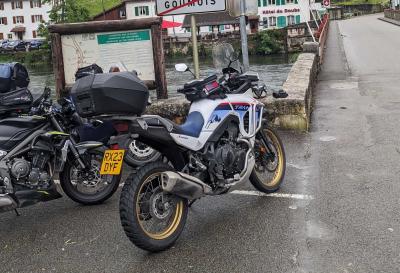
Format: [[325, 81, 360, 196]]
[[1, 14, 400, 273]]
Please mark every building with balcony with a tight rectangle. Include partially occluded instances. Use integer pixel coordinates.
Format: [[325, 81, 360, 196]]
[[0, 0, 52, 41]]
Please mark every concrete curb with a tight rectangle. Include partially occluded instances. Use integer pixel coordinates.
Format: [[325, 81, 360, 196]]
[[378, 17, 400, 26]]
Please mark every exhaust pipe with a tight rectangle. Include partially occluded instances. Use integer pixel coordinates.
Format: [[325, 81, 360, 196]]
[[0, 194, 18, 213], [161, 171, 212, 200]]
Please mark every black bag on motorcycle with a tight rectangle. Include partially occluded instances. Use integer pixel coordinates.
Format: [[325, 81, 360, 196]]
[[0, 88, 33, 115], [71, 71, 149, 117], [0, 63, 30, 93], [75, 64, 103, 81]]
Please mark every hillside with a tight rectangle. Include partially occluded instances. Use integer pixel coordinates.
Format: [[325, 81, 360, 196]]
[[79, 0, 122, 17]]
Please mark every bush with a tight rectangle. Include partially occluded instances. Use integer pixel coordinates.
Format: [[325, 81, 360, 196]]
[[254, 29, 285, 55]]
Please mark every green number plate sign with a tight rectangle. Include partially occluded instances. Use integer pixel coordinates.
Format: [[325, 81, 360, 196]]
[[97, 30, 150, 45]]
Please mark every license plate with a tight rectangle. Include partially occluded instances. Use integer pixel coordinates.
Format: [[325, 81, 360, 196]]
[[100, 150, 125, 175]]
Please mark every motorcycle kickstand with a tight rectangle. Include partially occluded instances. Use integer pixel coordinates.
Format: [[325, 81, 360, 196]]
[[14, 209, 20, 216]]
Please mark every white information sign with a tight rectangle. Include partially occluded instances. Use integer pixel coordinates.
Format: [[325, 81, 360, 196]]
[[156, 0, 226, 16], [61, 29, 155, 86]]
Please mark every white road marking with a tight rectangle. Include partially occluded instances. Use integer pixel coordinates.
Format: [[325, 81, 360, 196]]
[[55, 180, 314, 200], [288, 163, 310, 170], [319, 136, 336, 142], [230, 190, 314, 200]]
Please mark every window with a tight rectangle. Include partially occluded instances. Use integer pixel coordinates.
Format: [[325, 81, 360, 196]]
[[0, 33, 3, 40], [12, 1, 24, 9], [0, 3, 4, 10], [261, 17, 268, 27], [269, 16, 277, 27], [295, 15, 301, 24], [277, 16, 287, 27], [14, 16, 24, 24], [32, 30, 37, 38], [31, 0, 42, 8], [287, 15, 296, 25], [119, 8, 126, 18], [0, 18, 7, 25], [134, 6, 150, 16], [31, 15, 43, 23], [258, 0, 268, 6], [8, 34, 13, 39], [287, 0, 295, 3], [268, 0, 276, 5]]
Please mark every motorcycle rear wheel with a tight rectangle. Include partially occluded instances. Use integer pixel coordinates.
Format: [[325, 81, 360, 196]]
[[60, 149, 121, 205], [250, 126, 286, 193], [120, 162, 188, 252]]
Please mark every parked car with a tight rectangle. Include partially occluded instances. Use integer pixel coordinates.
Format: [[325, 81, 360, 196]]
[[13, 41, 30, 52], [0, 40, 10, 53], [29, 40, 43, 50]]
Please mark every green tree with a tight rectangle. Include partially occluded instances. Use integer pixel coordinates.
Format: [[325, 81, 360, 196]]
[[255, 30, 284, 55], [37, 0, 90, 47]]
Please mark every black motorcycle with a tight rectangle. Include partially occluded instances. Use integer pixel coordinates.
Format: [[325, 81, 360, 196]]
[[0, 88, 121, 214]]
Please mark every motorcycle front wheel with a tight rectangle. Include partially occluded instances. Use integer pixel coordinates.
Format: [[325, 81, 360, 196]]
[[120, 162, 188, 252], [59, 148, 121, 205], [250, 126, 286, 193]]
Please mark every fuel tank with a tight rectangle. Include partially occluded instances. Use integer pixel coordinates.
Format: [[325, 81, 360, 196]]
[[0, 116, 47, 151]]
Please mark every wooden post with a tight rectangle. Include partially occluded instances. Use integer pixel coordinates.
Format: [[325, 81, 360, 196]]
[[151, 24, 168, 99], [50, 33, 65, 98]]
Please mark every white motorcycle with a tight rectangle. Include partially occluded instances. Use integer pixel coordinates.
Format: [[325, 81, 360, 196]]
[[117, 44, 288, 252]]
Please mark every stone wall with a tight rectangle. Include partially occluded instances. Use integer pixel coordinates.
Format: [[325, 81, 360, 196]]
[[260, 53, 318, 131], [146, 52, 319, 132], [385, 9, 400, 21]]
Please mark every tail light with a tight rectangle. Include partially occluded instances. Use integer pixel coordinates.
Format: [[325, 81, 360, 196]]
[[113, 122, 129, 133], [110, 144, 120, 150]]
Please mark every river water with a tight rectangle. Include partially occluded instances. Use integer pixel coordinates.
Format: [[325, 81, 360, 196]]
[[3, 55, 296, 98]]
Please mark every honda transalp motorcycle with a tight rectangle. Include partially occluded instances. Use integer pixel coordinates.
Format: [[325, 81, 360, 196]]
[[71, 44, 288, 252]]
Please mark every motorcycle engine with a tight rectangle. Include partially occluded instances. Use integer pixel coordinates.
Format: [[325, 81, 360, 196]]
[[10, 152, 51, 187], [215, 143, 246, 178], [10, 159, 30, 180]]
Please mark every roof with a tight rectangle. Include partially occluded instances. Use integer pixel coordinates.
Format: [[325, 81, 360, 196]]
[[182, 11, 240, 28], [10, 26, 26, 32], [92, 2, 125, 20]]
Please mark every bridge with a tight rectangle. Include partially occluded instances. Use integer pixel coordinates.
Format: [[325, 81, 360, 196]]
[[1, 13, 400, 273]]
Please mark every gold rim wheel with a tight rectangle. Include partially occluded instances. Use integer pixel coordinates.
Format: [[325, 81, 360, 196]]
[[255, 129, 285, 187], [136, 173, 184, 240]]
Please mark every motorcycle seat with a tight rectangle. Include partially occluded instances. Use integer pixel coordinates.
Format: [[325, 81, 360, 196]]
[[143, 111, 204, 138], [172, 111, 204, 138]]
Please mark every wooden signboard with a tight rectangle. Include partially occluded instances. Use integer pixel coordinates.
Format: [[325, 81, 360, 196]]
[[49, 18, 167, 99]]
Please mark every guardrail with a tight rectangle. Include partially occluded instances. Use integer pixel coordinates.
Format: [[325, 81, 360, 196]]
[[315, 14, 330, 64]]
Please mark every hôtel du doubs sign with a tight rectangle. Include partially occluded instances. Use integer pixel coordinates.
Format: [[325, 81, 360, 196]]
[[262, 8, 300, 14]]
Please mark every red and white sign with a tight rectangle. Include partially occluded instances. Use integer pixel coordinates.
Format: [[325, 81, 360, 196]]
[[156, 0, 226, 16], [322, 0, 330, 7]]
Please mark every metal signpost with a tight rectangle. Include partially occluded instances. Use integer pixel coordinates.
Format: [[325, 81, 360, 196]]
[[240, 0, 250, 72], [228, 0, 258, 72], [156, 0, 227, 79]]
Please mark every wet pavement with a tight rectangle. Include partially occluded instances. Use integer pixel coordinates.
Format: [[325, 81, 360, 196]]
[[1, 13, 400, 273]]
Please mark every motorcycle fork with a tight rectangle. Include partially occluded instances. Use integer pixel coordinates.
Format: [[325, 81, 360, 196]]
[[256, 131, 276, 162], [50, 115, 87, 170]]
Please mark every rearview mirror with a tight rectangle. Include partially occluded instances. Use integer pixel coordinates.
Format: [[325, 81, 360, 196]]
[[175, 63, 188, 72]]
